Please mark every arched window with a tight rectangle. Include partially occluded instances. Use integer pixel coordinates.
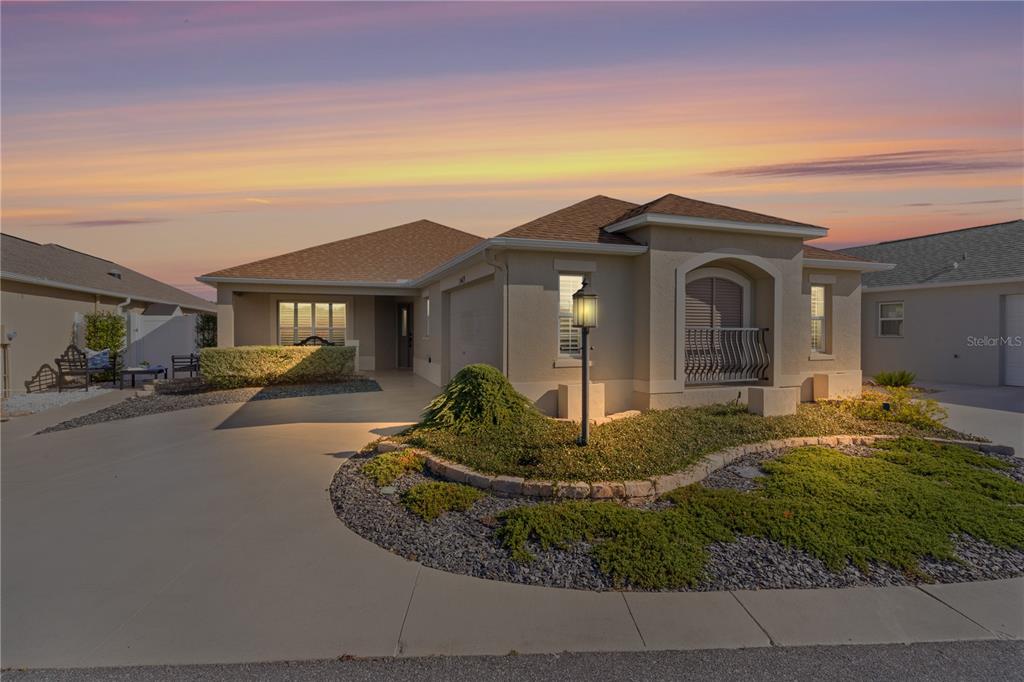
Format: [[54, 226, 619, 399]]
[[685, 277, 744, 328]]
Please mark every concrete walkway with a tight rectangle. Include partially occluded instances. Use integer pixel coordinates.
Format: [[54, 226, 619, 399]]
[[2, 373, 1021, 669]]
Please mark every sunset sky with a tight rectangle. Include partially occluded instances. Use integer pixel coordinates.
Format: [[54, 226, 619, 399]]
[[2, 1, 1022, 299]]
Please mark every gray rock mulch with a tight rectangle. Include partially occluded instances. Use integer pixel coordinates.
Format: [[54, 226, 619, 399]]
[[37, 380, 381, 434], [330, 443, 1024, 592]]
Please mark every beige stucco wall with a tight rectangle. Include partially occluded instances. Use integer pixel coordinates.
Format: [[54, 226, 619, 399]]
[[861, 281, 1024, 386], [0, 280, 195, 393], [215, 284, 386, 370], [213, 228, 866, 414], [503, 250, 638, 414]]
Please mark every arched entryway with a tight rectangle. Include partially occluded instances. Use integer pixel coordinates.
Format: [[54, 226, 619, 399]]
[[679, 257, 779, 386]]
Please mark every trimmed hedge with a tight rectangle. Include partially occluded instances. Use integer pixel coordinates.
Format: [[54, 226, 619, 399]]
[[199, 345, 357, 389]]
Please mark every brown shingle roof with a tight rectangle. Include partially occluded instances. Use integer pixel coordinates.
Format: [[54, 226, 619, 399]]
[[201, 219, 482, 283], [802, 244, 869, 262], [609, 193, 824, 230], [498, 195, 639, 244], [1, 233, 215, 311]]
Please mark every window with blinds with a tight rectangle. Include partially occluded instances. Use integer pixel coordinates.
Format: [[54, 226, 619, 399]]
[[810, 285, 827, 352], [685, 277, 743, 328], [558, 274, 584, 356], [278, 302, 346, 344]]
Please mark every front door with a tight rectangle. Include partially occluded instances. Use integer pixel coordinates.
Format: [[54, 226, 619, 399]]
[[397, 302, 413, 369]]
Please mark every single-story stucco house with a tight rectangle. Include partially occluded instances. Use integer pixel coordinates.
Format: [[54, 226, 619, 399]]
[[1, 233, 216, 394], [840, 219, 1024, 387], [198, 194, 891, 417]]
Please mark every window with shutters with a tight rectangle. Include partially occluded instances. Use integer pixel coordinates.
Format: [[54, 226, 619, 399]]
[[558, 274, 584, 356], [685, 277, 744, 328], [278, 302, 346, 344]]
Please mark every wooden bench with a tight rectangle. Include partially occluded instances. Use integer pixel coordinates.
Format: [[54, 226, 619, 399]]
[[296, 335, 334, 346], [171, 353, 200, 378], [54, 345, 109, 392]]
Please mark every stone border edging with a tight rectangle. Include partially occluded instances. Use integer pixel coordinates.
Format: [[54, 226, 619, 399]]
[[376, 436, 1013, 502]]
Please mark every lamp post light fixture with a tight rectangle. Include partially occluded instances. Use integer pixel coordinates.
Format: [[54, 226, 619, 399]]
[[571, 277, 598, 446]]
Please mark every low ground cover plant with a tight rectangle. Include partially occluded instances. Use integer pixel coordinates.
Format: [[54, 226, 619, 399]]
[[401, 481, 485, 521], [362, 450, 424, 487], [403, 383, 965, 481], [199, 345, 356, 389], [874, 369, 916, 387], [496, 438, 1024, 589]]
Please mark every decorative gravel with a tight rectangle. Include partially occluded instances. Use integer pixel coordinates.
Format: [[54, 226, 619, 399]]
[[1, 387, 113, 417], [331, 443, 1024, 592], [38, 380, 381, 434]]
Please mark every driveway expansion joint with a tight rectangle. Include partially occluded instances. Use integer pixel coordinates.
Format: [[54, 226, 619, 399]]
[[913, 585, 1005, 639], [395, 566, 422, 656], [729, 591, 778, 647], [620, 593, 648, 649]]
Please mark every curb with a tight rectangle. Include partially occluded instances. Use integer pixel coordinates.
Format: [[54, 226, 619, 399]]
[[375, 435, 1012, 502]]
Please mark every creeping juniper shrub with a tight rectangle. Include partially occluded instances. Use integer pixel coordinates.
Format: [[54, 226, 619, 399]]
[[401, 481, 485, 521], [497, 439, 1024, 588]]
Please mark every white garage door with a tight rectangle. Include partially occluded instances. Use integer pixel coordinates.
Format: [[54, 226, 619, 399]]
[[448, 278, 500, 376], [1006, 294, 1024, 387]]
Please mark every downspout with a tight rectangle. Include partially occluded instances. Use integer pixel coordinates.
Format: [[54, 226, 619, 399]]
[[483, 248, 510, 377], [116, 297, 131, 364]]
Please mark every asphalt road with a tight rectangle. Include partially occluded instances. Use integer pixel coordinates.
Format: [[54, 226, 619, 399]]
[[4, 641, 1022, 681]]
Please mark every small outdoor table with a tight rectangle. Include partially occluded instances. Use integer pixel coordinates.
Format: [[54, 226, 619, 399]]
[[119, 366, 168, 389]]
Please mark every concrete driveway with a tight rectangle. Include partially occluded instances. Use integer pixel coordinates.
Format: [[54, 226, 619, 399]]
[[2, 374, 1019, 669], [918, 383, 1024, 455]]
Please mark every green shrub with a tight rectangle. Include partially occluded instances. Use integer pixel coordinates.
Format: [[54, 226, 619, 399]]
[[875, 370, 916, 387], [401, 481, 485, 521], [199, 345, 356, 389], [195, 313, 217, 349], [84, 311, 126, 380], [419, 364, 543, 433], [362, 450, 424, 486], [498, 438, 1024, 588]]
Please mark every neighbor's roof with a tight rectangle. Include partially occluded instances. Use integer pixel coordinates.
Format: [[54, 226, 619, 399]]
[[608, 193, 824, 230], [1, 233, 215, 312], [201, 219, 482, 283], [498, 195, 640, 244], [838, 219, 1024, 287]]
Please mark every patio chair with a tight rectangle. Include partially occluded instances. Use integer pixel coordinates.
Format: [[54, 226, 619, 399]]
[[295, 335, 334, 346], [171, 353, 200, 378], [55, 345, 109, 392]]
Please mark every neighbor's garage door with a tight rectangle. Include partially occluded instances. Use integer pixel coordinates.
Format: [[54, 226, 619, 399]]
[[1006, 294, 1024, 386], [448, 278, 500, 376]]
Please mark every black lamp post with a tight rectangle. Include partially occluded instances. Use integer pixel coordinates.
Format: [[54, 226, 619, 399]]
[[572, 277, 598, 446]]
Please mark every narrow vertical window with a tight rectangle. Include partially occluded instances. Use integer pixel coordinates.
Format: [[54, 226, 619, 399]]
[[558, 274, 584, 356], [278, 302, 296, 345], [424, 297, 430, 338], [810, 285, 828, 353]]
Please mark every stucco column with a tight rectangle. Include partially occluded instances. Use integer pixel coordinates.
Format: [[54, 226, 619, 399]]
[[216, 287, 235, 347]]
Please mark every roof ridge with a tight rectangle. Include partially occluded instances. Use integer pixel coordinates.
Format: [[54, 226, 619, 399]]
[[849, 218, 1022, 248], [45, 242, 120, 266]]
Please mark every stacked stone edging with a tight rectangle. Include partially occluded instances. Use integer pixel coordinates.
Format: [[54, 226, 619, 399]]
[[376, 436, 1013, 502]]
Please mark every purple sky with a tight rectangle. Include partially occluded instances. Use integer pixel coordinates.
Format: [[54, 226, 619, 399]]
[[2, 2, 1021, 299]]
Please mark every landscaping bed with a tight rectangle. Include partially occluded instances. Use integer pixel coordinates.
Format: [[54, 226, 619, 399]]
[[37, 379, 380, 434], [331, 437, 1024, 591], [399, 393, 972, 483]]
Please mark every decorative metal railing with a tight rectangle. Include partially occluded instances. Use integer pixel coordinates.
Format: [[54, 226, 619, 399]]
[[684, 327, 770, 385]]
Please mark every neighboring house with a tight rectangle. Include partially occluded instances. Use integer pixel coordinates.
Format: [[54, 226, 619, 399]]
[[1, 233, 216, 394], [199, 194, 888, 416], [840, 220, 1024, 387]]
